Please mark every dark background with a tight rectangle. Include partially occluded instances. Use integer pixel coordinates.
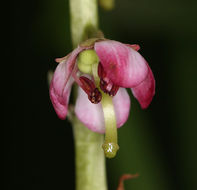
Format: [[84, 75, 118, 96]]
[[6, 0, 197, 189]]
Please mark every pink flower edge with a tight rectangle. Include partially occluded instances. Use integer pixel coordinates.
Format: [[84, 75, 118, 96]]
[[49, 46, 87, 119], [131, 64, 155, 109]]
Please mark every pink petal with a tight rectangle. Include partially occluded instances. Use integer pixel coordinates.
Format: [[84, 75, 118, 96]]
[[49, 60, 74, 119], [75, 88, 130, 134], [94, 40, 148, 88], [49, 46, 85, 119], [113, 88, 131, 128], [131, 64, 155, 109]]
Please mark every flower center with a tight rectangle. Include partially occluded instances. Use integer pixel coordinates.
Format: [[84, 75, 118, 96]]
[[77, 49, 119, 158], [77, 49, 119, 100]]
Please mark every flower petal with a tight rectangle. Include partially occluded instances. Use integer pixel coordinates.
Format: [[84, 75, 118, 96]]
[[131, 65, 155, 109], [113, 88, 131, 128], [49, 60, 74, 119], [49, 47, 85, 119], [94, 40, 148, 88], [75, 87, 105, 133], [75, 88, 130, 133]]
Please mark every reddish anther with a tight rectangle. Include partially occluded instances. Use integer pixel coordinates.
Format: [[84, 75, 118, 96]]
[[98, 63, 119, 96], [79, 76, 102, 104], [79, 76, 96, 96], [98, 62, 106, 79], [88, 88, 102, 103], [109, 85, 119, 96]]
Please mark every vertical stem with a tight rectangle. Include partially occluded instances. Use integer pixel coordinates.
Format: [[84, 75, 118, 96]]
[[73, 118, 107, 190], [69, 0, 107, 190], [70, 0, 98, 48]]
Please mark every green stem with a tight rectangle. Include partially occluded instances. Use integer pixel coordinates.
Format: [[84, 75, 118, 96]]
[[69, 0, 107, 190], [70, 0, 98, 48], [73, 119, 107, 190]]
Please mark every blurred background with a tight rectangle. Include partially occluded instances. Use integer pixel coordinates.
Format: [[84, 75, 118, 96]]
[[6, 0, 197, 189]]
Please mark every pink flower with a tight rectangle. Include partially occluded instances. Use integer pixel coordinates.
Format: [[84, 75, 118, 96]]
[[50, 39, 155, 133]]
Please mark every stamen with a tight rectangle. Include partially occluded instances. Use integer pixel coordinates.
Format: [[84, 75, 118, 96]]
[[98, 63, 119, 96], [109, 85, 119, 96], [79, 76, 102, 104], [98, 62, 105, 78], [88, 88, 102, 104]]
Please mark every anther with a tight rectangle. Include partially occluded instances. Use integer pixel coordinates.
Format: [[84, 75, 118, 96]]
[[88, 88, 102, 104], [98, 63, 119, 96], [109, 85, 119, 96], [79, 76, 102, 104]]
